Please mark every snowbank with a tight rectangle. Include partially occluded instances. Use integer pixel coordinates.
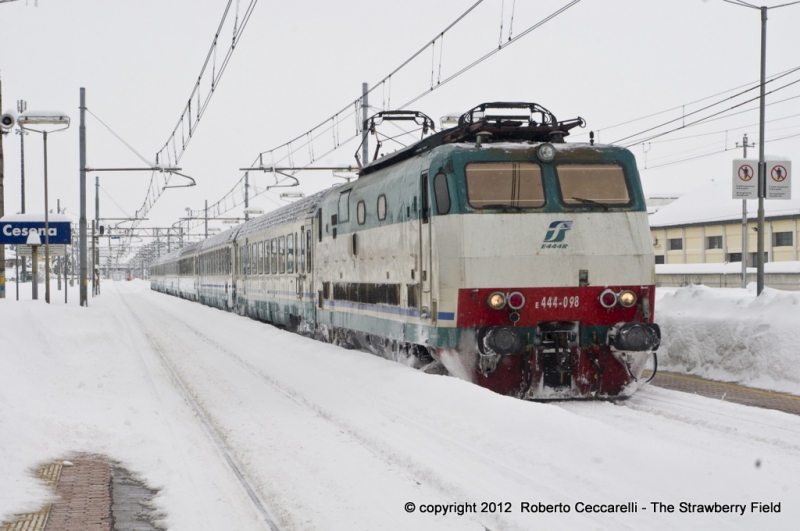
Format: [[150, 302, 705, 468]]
[[656, 284, 800, 394]]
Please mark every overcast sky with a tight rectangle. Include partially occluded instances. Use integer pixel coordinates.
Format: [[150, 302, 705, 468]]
[[1, 0, 799, 245]]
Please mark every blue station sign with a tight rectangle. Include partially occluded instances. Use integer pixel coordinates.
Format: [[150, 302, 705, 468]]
[[0, 220, 72, 245]]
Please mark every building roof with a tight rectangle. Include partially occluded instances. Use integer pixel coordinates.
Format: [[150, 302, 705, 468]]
[[648, 180, 800, 229]]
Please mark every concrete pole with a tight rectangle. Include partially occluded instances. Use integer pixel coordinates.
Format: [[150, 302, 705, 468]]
[[80, 88, 88, 306], [756, 6, 767, 296]]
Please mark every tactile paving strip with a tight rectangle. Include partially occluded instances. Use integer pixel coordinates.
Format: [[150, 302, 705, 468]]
[[0, 462, 62, 531]]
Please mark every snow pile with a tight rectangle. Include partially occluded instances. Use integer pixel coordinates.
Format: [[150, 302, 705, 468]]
[[656, 261, 800, 275], [656, 284, 800, 394]]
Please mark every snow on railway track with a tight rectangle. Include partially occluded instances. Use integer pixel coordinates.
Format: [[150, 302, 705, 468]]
[[4, 280, 799, 531]]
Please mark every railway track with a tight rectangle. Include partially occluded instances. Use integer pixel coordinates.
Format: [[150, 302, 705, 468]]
[[118, 293, 282, 531], [108, 282, 800, 531], [117, 285, 496, 531]]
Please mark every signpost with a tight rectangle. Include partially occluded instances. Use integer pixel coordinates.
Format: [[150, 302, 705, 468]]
[[0, 214, 72, 301], [732, 157, 792, 292]]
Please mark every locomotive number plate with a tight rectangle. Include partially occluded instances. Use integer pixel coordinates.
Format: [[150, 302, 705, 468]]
[[535, 295, 580, 309]]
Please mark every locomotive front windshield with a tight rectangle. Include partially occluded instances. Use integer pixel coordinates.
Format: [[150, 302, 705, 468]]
[[557, 164, 630, 206], [465, 162, 545, 209]]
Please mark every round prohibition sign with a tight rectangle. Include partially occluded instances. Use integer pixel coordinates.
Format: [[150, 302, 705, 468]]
[[771, 165, 788, 182], [738, 164, 755, 181]]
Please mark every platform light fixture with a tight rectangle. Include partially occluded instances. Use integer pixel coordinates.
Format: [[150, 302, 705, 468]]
[[18, 111, 71, 304]]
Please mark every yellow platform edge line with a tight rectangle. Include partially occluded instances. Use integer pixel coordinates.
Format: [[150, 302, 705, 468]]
[[654, 371, 800, 402]]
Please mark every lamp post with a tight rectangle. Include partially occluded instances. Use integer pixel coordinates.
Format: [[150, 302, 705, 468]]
[[18, 112, 70, 304], [725, 0, 800, 294]]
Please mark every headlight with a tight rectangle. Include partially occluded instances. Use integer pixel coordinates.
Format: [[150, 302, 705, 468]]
[[618, 290, 637, 308], [537, 143, 556, 162], [487, 292, 506, 310]]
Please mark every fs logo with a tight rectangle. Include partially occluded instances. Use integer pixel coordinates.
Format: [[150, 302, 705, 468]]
[[542, 221, 572, 248]]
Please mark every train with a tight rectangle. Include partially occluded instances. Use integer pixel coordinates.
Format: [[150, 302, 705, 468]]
[[150, 102, 660, 399]]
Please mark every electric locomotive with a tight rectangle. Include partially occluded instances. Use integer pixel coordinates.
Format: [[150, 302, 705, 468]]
[[151, 102, 659, 399]]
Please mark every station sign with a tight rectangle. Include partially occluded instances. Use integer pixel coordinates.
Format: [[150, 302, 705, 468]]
[[732, 159, 792, 200], [0, 220, 72, 245], [17, 244, 67, 257]]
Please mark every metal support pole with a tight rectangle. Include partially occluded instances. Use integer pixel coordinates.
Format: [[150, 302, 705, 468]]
[[32, 245, 38, 300], [205, 199, 208, 239], [80, 88, 88, 306], [91, 220, 96, 296], [738, 134, 754, 288], [17, 107, 28, 285], [57, 199, 62, 291], [244, 172, 249, 220], [44, 130, 51, 304], [361, 83, 369, 165], [756, 6, 767, 296]]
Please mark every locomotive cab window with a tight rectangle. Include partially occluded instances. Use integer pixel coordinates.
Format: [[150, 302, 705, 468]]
[[433, 173, 450, 215], [338, 190, 351, 223], [357, 200, 366, 225], [556, 164, 630, 206], [465, 162, 544, 209], [377, 194, 387, 221]]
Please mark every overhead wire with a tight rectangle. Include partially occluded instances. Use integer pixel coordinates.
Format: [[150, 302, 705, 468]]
[[123, 0, 259, 250], [182, 0, 584, 230]]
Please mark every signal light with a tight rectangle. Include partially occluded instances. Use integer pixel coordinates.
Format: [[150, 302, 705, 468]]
[[599, 289, 618, 308], [508, 291, 525, 310]]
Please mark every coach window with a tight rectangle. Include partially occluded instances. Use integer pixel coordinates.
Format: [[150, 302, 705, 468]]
[[287, 234, 294, 274], [306, 230, 312, 271], [433, 173, 450, 214], [279, 236, 286, 274], [465, 162, 544, 208], [377, 194, 387, 221], [300, 228, 305, 273], [357, 200, 366, 225], [264, 240, 270, 274], [338, 190, 351, 223], [557, 164, 630, 206], [271, 238, 278, 274]]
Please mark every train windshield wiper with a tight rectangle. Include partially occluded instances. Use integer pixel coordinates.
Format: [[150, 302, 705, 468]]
[[571, 197, 609, 211]]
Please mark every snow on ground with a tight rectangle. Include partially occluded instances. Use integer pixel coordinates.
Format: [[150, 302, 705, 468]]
[[656, 284, 800, 395], [1, 279, 799, 530]]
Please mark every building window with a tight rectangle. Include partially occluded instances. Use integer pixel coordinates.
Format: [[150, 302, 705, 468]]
[[706, 235, 723, 250], [774, 231, 793, 247], [655, 255, 665, 264], [668, 238, 683, 251], [728, 252, 742, 263]]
